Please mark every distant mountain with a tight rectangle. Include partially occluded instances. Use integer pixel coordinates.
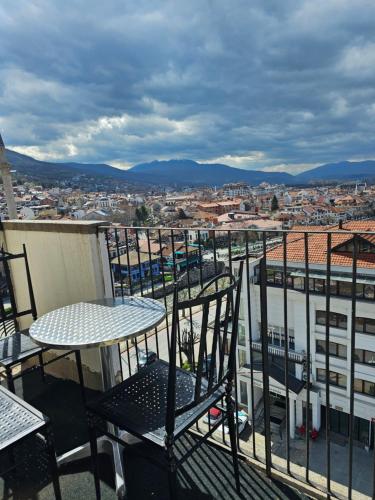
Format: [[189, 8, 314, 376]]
[[6, 149, 127, 181], [129, 159, 293, 185], [4, 149, 375, 188], [294, 160, 375, 183]]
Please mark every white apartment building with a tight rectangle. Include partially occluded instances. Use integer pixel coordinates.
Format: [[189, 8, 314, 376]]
[[223, 182, 250, 197], [187, 229, 209, 243], [237, 222, 375, 447]]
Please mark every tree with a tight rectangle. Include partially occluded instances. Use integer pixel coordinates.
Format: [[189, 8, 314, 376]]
[[135, 205, 149, 225], [242, 200, 251, 211], [271, 194, 279, 212], [180, 322, 201, 367], [177, 207, 188, 219]]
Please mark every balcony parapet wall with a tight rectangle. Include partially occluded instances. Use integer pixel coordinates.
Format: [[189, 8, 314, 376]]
[[0, 220, 113, 389]]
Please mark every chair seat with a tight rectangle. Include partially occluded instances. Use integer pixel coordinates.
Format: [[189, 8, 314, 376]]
[[87, 360, 225, 446], [0, 385, 47, 451], [0, 331, 44, 368]]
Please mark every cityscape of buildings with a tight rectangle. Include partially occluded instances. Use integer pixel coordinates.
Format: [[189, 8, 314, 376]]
[[3, 1, 375, 497], [2, 131, 375, 497]]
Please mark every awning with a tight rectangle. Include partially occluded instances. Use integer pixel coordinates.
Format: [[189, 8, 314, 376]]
[[243, 362, 305, 395]]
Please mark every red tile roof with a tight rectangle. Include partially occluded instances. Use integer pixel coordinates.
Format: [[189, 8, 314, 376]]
[[267, 222, 375, 269]]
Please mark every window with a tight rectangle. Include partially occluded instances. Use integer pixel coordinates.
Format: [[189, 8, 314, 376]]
[[293, 277, 304, 290], [364, 381, 375, 396], [338, 344, 347, 358], [354, 349, 375, 365], [273, 331, 280, 346], [266, 269, 275, 284], [355, 317, 375, 335], [364, 285, 375, 300], [315, 311, 347, 330], [240, 380, 248, 405], [238, 323, 246, 346], [238, 349, 247, 368], [338, 282, 352, 298], [317, 368, 325, 382], [288, 330, 295, 350], [266, 269, 283, 286], [330, 280, 338, 295], [316, 368, 346, 388], [239, 302, 245, 320], [356, 284, 365, 299], [355, 378, 375, 397], [316, 311, 326, 326], [316, 340, 347, 359], [308, 278, 325, 293], [256, 267, 373, 301], [274, 272, 283, 285]]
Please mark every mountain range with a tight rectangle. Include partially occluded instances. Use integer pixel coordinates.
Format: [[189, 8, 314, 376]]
[[4, 149, 375, 188]]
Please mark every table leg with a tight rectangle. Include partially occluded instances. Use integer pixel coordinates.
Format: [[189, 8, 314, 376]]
[[100, 344, 127, 498], [57, 344, 128, 498]]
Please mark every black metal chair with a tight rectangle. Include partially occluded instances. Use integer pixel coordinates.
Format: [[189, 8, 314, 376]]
[[0, 245, 76, 393], [0, 384, 62, 499], [87, 261, 244, 499]]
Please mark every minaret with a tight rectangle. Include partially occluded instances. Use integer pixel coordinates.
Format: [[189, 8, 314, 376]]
[[0, 134, 17, 219]]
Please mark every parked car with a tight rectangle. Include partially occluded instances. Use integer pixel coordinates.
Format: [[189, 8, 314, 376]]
[[204, 408, 248, 436], [203, 407, 223, 425], [221, 410, 248, 435], [137, 349, 158, 369]]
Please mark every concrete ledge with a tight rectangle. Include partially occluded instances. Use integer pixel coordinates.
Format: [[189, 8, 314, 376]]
[[189, 429, 326, 500], [1, 219, 109, 234]]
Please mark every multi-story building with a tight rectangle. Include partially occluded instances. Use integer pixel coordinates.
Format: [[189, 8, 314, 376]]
[[197, 199, 243, 215], [223, 182, 250, 197], [237, 221, 375, 447]]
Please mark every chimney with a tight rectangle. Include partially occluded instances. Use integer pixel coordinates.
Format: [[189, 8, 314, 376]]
[[338, 219, 343, 229], [0, 134, 17, 219]]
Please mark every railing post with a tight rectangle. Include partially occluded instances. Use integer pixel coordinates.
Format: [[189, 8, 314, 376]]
[[260, 232, 272, 476]]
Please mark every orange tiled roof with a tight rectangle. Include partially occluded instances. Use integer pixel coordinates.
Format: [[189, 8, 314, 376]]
[[267, 222, 375, 269]]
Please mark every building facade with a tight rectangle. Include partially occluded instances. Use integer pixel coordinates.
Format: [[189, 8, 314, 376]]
[[237, 222, 375, 447]]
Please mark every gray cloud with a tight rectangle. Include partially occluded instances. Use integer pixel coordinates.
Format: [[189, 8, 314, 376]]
[[1, 0, 375, 172]]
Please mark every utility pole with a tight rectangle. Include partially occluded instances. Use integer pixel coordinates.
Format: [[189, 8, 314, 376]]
[[0, 134, 17, 219]]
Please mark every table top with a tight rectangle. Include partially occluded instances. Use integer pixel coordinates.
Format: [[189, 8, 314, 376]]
[[29, 297, 166, 350], [0, 385, 47, 451]]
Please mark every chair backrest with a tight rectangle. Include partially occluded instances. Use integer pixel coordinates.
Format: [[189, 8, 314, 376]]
[[166, 261, 243, 434], [0, 244, 37, 338]]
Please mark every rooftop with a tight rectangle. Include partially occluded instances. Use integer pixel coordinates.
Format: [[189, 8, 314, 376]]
[[267, 221, 375, 269], [112, 250, 160, 266]]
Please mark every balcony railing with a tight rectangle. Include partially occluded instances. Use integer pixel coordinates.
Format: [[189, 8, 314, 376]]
[[3, 221, 373, 498], [101, 224, 375, 500], [251, 340, 305, 363]]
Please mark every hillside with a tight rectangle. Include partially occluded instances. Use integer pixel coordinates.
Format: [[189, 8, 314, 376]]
[[6, 149, 127, 182], [130, 159, 293, 185], [4, 149, 375, 188], [294, 160, 375, 183]]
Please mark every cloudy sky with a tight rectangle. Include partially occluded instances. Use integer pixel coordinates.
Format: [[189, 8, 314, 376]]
[[1, 0, 375, 173]]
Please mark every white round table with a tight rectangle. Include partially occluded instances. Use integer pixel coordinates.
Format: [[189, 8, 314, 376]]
[[29, 296, 166, 497]]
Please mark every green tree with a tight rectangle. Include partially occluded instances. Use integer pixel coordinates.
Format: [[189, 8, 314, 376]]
[[135, 205, 149, 225], [271, 194, 279, 212], [177, 207, 188, 219], [180, 323, 200, 366]]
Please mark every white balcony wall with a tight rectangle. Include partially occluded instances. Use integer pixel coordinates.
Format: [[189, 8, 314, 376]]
[[0, 220, 113, 389]]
